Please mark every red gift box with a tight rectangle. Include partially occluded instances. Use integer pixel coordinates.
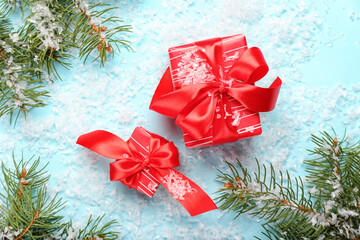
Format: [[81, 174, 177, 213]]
[[169, 35, 260, 147], [77, 127, 218, 216], [150, 34, 282, 148]]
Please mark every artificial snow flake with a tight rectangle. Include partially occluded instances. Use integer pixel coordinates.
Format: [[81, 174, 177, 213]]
[[73, 0, 89, 12], [247, 181, 261, 192], [330, 213, 337, 225], [318, 235, 326, 240], [233, 178, 246, 189], [160, 170, 196, 200], [10, 33, 19, 43], [309, 186, 319, 195], [324, 200, 336, 213], [33, 55, 39, 63], [0, 225, 22, 239], [0, 41, 32, 108], [310, 213, 329, 227], [65, 227, 79, 240], [28, 2, 63, 51], [338, 208, 359, 218], [14, 98, 23, 108], [322, 140, 332, 152]]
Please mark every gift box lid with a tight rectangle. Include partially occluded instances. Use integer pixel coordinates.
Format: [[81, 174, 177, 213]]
[[168, 34, 248, 90]]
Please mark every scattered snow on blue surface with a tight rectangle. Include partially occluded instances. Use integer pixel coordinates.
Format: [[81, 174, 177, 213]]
[[1, 0, 360, 239]]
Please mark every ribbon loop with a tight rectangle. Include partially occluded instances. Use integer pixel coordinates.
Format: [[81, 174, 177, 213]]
[[218, 83, 226, 93], [109, 158, 142, 181], [176, 89, 218, 140], [148, 141, 180, 169], [140, 157, 151, 169], [227, 47, 269, 84]]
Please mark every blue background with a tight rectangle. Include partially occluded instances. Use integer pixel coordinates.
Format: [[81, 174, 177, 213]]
[[1, 0, 360, 239]]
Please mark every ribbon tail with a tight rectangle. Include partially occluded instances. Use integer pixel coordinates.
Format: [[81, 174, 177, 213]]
[[152, 168, 217, 216], [76, 130, 132, 159], [228, 77, 282, 112]]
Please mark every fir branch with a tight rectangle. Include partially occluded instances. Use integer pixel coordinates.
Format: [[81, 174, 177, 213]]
[[70, 0, 131, 66], [216, 159, 315, 225], [0, 15, 49, 123], [216, 130, 360, 239], [61, 215, 119, 239], [0, 0, 131, 123], [14, 210, 40, 240], [0, 153, 120, 239], [16, 0, 131, 78], [19, 0, 73, 80]]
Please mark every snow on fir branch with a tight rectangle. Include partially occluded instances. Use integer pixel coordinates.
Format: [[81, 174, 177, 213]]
[[0, 0, 131, 123], [27, 2, 64, 51], [216, 130, 360, 240], [0, 16, 49, 123], [0, 154, 120, 239]]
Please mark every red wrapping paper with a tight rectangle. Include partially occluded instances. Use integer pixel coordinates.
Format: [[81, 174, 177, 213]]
[[150, 34, 282, 148], [77, 127, 218, 216], [128, 127, 160, 197]]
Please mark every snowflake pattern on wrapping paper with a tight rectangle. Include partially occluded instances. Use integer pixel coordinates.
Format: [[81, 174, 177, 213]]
[[175, 50, 217, 86], [224, 51, 240, 62], [231, 110, 242, 126], [174, 49, 254, 132], [160, 170, 196, 200], [237, 125, 256, 135], [147, 181, 158, 192], [174, 48, 253, 131]]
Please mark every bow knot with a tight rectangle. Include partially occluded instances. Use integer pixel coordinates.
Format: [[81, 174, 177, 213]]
[[218, 82, 227, 93], [140, 156, 151, 170], [110, 137, 179, 188]]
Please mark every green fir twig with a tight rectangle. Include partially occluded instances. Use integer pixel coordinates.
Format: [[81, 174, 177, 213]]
[[0, 153, 120, 239], [0, 15, 49, 124], [0, 0, 131, 124], [216, 130, 360, 240]]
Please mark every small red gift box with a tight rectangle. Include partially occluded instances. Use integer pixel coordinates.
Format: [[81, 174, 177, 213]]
[[150, 34, 282, 148], [77, 127, 218, 216]]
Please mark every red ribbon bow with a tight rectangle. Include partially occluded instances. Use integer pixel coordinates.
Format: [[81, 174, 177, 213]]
[[77, 127, 218, 216], [150, 37, 282, 141]]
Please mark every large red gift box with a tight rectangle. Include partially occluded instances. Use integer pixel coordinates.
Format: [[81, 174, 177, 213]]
[[150, 34, 282, 148]]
